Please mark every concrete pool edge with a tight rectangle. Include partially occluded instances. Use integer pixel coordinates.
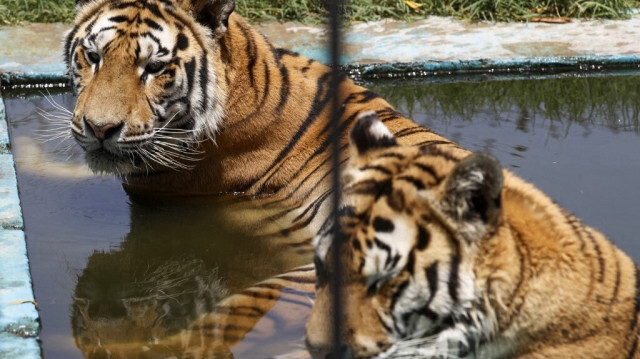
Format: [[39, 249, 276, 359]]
[[2, 54, 640, 86], [347, 54, 640, 80], [0, 91, 42, 359]]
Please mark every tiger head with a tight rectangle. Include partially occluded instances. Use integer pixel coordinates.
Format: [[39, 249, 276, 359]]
[[64, 0, 234, 175], [306, 112, 503, 358]]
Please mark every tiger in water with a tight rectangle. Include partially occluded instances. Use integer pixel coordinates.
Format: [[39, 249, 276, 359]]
[[64, 0, 638, 357], [63, 0, 458, 355], [306, 111, 640, 359]]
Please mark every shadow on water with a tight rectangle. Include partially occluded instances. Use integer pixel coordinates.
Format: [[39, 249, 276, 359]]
[[2, 71, 640, 358]]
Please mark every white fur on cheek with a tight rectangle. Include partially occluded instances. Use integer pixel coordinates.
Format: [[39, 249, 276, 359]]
[[362, 217, 414, 279]]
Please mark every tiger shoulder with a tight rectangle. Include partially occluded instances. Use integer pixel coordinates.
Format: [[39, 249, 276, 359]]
[[307, 111, 640, 359]]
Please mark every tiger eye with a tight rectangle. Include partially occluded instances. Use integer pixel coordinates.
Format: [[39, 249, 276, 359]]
[[145, 61, 166, 74], [86, 51, 101, 64]]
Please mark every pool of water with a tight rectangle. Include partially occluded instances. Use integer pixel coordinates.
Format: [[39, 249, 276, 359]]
[[4, 92, 314, 358], [3, 71, 640, 358]]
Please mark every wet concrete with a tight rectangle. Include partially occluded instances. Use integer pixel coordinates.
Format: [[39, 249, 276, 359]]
[[255, 16, 640, 64], [1, 16, 640, 83], [0, 24, 68, 74]]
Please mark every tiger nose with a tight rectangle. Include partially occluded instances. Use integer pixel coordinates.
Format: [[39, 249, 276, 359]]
[[84, 117, 123, 140], [306, 341, 353, 359]]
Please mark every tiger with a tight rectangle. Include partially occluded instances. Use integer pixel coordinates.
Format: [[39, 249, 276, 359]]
[[306, 111, 640, 359], [63, 0, 461, 355], [63, 0, 453, 214]]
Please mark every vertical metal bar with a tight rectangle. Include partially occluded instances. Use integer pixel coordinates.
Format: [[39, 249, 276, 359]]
[[327, 0, 344, 357]]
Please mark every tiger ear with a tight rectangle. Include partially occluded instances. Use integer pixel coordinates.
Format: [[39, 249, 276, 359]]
[[349, 111, 397, 156], [177, 0, 235, 39], [441, 153, 503, 240]]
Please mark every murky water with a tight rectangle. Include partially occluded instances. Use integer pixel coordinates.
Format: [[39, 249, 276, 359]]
[[3, 72, 640, 358]]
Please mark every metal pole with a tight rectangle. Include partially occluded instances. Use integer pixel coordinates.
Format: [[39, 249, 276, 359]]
[[327, 0, 345, 357]]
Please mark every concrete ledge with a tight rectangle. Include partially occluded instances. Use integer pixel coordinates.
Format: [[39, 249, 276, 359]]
[[2, 17, 640, 86], [0, 72, 68, 88], [3, 56, 640, 86], [0, 99, 8, 153], [346, 54, 640, 80], [0, 98, 23, 230], [0, 154, 23, 230], [0, 96, 23, 230], [0, 93, 39, 358], [0, 229, 40, 358], [0, 332, 41, 359]]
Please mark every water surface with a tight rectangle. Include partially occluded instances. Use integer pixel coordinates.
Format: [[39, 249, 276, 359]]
[[4, 72, 640, 358]]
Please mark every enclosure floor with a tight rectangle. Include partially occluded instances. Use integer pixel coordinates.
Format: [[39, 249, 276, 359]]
[[1, 15, 640, 81]]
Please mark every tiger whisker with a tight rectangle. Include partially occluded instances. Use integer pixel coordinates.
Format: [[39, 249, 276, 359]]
[[154, 132, 207, 146], [36, 129, 74, 144], [56, 144, 78, 157], [40, 90, 73, 115], [37, 130, 71, 139], [155, 127, 197, 133], [36, 106, 70, 117], [34, 126, 70, 133], [151, 141, 201, 160], [134, 148, 154, 174], [36, 112, 70, 122], [138, 147, 171, 170], [142, 144, 194, 170], [153, 136, 203, 151], [152, 140, 204, 157]]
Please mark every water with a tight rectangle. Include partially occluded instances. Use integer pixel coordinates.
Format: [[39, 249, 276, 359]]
[[3, 72, 640, 358], [4, 92, 313, 358]]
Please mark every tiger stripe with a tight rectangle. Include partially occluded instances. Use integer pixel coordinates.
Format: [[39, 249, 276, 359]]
[[307, 112, 640, 358]]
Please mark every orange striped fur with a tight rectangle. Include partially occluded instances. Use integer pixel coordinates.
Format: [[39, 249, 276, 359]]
[[306, 112, 640, 359]]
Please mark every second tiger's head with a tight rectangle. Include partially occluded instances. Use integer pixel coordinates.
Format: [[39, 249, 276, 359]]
[[306, 111, 504, 358]]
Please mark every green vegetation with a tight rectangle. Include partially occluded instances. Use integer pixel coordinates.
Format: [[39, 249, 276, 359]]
[[237, 0, 419, 23], [0, 0, 75, 24], [0, 0, 638, 25], [238, 0, 638, 22]]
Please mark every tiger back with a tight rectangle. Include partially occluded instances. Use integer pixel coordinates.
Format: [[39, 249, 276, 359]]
[[306, 112, 640, 359]]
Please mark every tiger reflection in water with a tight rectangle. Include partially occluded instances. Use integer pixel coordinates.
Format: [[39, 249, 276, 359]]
[[73, 256, 315, 358], [73, 257, 230, 357], [71, 198, 316, 359]]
